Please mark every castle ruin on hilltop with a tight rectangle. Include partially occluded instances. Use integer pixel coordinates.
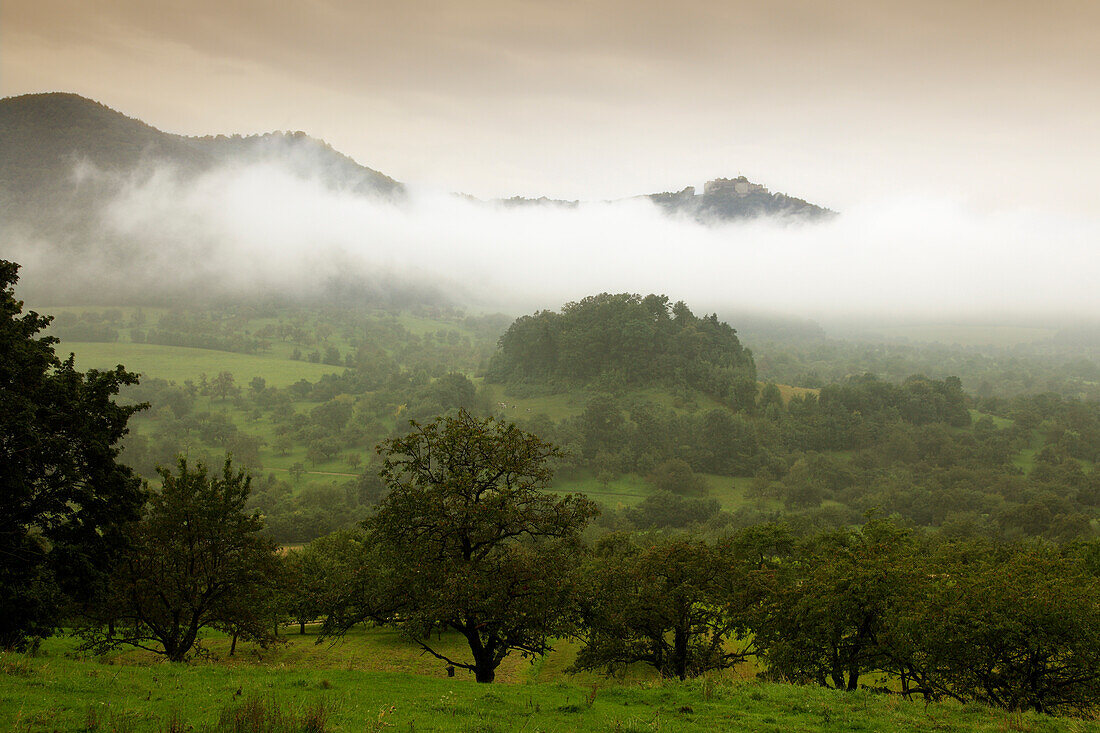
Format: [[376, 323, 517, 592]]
[[704, 176, 768, 196]]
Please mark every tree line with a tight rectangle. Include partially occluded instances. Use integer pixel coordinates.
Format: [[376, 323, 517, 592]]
[[61, 413, 1100, 717]]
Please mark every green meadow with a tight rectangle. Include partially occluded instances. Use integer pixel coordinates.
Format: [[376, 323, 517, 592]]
[[2, 631, 1093, 732], [550, 471, 765, 513], [60, 342, 343, 389]]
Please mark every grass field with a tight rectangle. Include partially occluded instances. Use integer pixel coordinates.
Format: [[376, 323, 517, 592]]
[[59, 342, 344, 388], [770, 383, 819, 404], [2, 631, 1093, 732], [969, 409, 1014, 429], [550, 471, 770, 513]]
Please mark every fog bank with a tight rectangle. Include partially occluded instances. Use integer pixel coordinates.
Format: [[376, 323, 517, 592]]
[[7, 158, 1099, 321]]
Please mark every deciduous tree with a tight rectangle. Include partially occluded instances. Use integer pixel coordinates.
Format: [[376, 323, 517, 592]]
[[0, 260, 146, 650], [81, 458, 280, 661], [571, 535, 751, 680], [329, 411, 597, 682]]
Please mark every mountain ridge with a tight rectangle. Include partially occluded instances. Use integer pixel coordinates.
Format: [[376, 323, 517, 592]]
[[0, 92, 833, 224]]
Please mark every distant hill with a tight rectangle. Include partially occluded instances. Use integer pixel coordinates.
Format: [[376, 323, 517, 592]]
[[0, 92, 402, 200], [0, 93, 835, 305], [0, 92, 403, 248], [491, 178, 833, 222], [1, 93, 832, 232], [647, 177, 834, 222]]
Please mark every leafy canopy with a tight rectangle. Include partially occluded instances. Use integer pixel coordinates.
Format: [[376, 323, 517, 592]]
[[0, 260, 145, 650], [81, 458, 280, 661], [486, 293, 755, 400], [337, 411, 598, 682]]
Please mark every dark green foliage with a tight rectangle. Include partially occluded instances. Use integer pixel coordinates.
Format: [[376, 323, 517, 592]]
[[486, 294, 755, 400], [882, 543, 1100, 715], [81, 458, 281, 661], [626, 491, 720, 529], [647, 459, 708, 496], [571, 535, 752, 680], [331, 411, 598, 682], [752, 520, 918, 691], [737, 519, 1100, 716], [0, 260, 145, 650], [282, 530, 366, 635]]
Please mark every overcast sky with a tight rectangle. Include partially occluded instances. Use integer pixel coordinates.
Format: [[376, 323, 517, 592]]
[[3, 0, 1099, 212]]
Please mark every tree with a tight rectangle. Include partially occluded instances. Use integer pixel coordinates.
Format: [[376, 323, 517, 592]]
[[626, 491, 719, 529], [0, 260, 146, 650], [884, 543, 1100, 715], [81, 458, 280, 661], [329, 411, 598, 682], [210, 370, 236, 401], [752, 519, 917, 691], [648, 458, 708, 496], [571, 535, 751, 680], [283, 549, 328, 636], [283, 529, 371, 635]]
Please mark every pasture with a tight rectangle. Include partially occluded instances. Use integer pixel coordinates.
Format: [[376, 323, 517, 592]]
[[2, 630, 1091, 732], [551, 471, 767, 513], [59, 342, 343, 388]]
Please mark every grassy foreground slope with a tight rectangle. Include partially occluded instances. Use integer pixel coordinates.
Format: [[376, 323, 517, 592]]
[[3, 633, 1095, 732]]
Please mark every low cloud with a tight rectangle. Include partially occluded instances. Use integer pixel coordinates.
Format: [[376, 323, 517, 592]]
[[8, 157, 1100, 323]]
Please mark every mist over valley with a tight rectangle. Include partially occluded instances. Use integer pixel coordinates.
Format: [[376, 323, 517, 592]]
[[4, 3, 1100, 724]]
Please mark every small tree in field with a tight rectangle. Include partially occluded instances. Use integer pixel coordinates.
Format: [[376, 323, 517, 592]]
[[81, 458, 280, 661], [328, 411, 597, 682]]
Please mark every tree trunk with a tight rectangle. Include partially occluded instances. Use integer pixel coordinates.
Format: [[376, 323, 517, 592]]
[[846, 659, 860, 691], [299, 621, 306, 635], [468, 633, 497, 683], [830, 649, 846, 689], [229, 633, 238, 656], [474, 663, 496, 683], [673, 624, 689, 681]]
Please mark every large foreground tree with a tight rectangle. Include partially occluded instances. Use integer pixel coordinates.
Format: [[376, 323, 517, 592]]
[[0, 260, 145, 650], [328, 411, 598, 682]]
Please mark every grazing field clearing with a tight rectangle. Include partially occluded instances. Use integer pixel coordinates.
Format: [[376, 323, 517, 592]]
[[550, 471, 769, 513], [394, 312, 481, 338], [550, 472, 654, 508], [969, 409, 1014, 429], [58, 341, 344, 387], [769, 382, 819, 403], [481, 383, 592, 422], [1, 631, 1089, 732]]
